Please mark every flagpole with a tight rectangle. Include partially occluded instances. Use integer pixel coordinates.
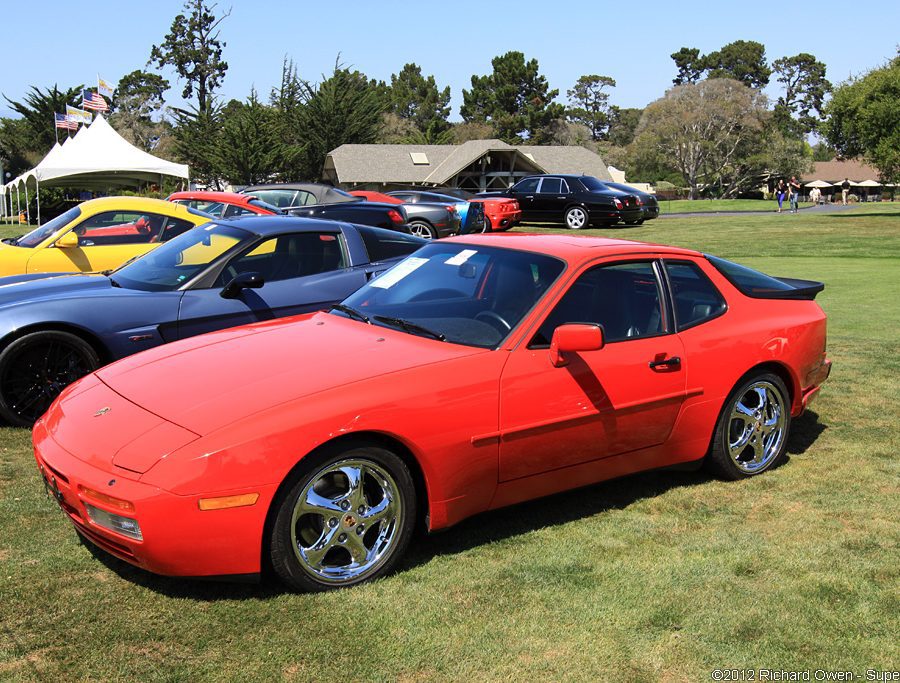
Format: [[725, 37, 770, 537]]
[[54, 118, 59, 145]]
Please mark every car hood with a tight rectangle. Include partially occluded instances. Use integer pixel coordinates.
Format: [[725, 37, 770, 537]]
[[0, 273, 115, 306], [95, 312, 486, 436]]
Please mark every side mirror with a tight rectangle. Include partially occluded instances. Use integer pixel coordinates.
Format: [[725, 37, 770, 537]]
[[549, 323, 604, 367], [55, 231, 80, 249], [220, 271, 264, 299]]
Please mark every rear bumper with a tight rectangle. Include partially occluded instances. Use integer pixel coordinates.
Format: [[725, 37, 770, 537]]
[[32, 418, 273, 578], [799, 358, 832, 413]]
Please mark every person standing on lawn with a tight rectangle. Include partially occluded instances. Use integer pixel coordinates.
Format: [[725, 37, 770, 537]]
[[775, 179, 786, 212], [789, 176, 801, 213], [841, 178, 851, 205]]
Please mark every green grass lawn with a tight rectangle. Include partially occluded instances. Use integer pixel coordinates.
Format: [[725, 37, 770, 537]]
[[1, 206, 898, 681]]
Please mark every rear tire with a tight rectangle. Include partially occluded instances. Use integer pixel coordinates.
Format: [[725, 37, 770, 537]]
[[706, 372, 791, 480], [482, 215, 492, 233], [408, 220, 437, 240], [565, 206, 588, 229], [0, 330, 100, 427], [269, 441, 416, 592]]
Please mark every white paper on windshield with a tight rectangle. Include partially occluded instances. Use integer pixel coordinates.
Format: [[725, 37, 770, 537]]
[[370, 257, 428, 289], [444, 249, 478, 266]]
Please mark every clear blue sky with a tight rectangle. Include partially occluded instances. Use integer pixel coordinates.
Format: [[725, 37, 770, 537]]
[[1, 0, 897, 120]]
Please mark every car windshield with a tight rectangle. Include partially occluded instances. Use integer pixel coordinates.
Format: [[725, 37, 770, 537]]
[[335, 242, 565, 348], [15, 206, 82, 248], [112, 223, 252, 292]]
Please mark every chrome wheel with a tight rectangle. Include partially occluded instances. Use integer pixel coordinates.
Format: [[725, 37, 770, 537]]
[[289, 458, 403, 585], [565, 207, 587, 229], [408, 221, 436, 240], [726, 381, 787, 474]]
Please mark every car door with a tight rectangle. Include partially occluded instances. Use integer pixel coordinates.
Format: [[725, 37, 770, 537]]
[[498, 259, 687, 481], [175, 231, 367, 339], [25, 211, 192, 275], [507, 178, 540, 220], [532, 177, 568, 221]]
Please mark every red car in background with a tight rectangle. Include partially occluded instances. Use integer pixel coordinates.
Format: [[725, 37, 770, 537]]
[[34, 234, 830, 592], [167, 191, 283, 218], [351, 189, 521, 232]]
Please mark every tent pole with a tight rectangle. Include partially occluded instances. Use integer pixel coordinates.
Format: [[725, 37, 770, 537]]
[[36, 179, 41, 226], [24, 182, 30, 225]]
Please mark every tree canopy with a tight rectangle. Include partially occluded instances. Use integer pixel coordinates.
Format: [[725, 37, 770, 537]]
[[149, 0, 229, 112], [461, 51, 564, 143], [824, 55, 900, 182], [566, 75, 616, 141], [387, 63, 451, 143]]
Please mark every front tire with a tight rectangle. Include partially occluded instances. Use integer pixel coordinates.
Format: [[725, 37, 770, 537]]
[[0, 330, 100, 427], [565, 206, 588, 229], [706, 372, 791, 480], [269, 442, 416, 591], [408, 220, 437, 240]]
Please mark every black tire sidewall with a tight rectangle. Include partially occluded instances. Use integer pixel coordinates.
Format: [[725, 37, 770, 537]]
[[269, 441, 417, 592], [0, 330, 100, 427]]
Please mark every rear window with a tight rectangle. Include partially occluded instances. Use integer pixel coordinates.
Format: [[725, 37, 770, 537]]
[[357, 226, 424, 262], [705, 255, 795, 296]]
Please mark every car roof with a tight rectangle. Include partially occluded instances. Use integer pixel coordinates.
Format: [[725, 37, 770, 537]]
[[80, 196, 185, 210], [168, 191, 253, 204], [210, 214, 361, 237], [445, 233, 700, 262]]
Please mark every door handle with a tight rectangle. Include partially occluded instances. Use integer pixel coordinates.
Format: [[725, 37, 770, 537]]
[[649, 356, 681, 369], [525, 195, 534, 199]]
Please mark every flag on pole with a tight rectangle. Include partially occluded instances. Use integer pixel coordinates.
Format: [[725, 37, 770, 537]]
[[82, 89, 109, 112], [66, 105, 93, 125], [97, 75, 114, 98], [54, 113, 78, 130]]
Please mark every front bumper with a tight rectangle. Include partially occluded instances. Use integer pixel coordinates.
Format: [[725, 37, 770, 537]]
[[33, 417, 276, 578]]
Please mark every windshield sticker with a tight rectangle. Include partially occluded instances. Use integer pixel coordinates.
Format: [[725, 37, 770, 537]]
[[444, 249, 478, 266], [370, 257, 428, 289]]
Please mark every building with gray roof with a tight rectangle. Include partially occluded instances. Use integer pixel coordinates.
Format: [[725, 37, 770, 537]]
[[323, 139, 613, 191]]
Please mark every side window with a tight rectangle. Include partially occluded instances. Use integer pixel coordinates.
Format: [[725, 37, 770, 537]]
[[159, 217, 198, 242], [357, 226, 424, 261], [531, 261, 665, 347], [538, 178, 562, 194], [73, 211, 168, 245], [560, 179, 570, 194], [664, 260, 727, 329], [512, 178, 539, 193], [391, 193, 415, 202], [215, 232, 346, 286], [223, 204, 254, 218]]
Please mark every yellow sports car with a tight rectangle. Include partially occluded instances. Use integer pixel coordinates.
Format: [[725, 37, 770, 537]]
[[0, 197, 212, 277]]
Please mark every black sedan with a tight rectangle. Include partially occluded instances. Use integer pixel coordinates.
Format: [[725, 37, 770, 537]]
[[481, 174, 641, 229], [601, 182, 660, 225]]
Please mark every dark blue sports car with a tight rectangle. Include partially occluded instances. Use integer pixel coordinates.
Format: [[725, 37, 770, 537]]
[[0, 216, 425, 426]]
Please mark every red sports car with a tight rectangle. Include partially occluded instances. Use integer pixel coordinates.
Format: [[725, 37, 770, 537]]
[[34, 235, 831, 591], [167, 191, 283, 218]]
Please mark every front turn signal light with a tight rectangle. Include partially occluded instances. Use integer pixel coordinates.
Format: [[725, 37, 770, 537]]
[[78, 485, 135, 512], [198, 493, 260, 511]]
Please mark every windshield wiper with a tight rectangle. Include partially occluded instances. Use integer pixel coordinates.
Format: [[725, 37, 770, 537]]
[[1, 236, 21, 246], [330, 304, 370, 324], [107, 276, 121, 288], [373, 315, 445, 341]]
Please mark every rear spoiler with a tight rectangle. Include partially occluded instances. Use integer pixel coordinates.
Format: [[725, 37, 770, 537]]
[[754, 278, 825, 300]]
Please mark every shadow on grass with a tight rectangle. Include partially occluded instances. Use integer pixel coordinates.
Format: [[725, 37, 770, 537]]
[[80, 411, 826, 599]]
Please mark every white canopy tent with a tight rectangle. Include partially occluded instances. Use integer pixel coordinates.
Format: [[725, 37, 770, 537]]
[[2, 116, 189, 224]]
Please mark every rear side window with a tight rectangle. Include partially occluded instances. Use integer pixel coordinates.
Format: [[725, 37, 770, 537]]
[[705, 254, 795, 296], [664, 261, 727, 329], [539, 178, 563, 194], [357, 226, 424, 262]]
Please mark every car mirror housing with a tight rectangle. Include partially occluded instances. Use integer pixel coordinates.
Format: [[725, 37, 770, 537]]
[[220, 272, 265, 299], [549, 323, 604, 367], [55, 231, 80, 249]]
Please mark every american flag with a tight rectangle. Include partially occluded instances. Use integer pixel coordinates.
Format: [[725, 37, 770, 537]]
[[55, 113, 78, 130], [82, 89, 109, 112]]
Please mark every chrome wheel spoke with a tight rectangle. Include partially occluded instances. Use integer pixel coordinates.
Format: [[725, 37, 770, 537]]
[[364, 495, 395, 526], [344, 530, 370, 565], [298, 488, 343, 517], [727, 380, 787, 473], [339, 465, 366, 510], [301, 525, 341, 568]]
